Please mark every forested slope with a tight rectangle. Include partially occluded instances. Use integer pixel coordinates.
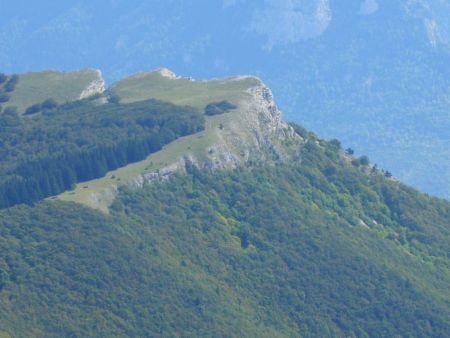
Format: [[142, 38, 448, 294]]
[[0, 128, 449, 337], [0, 97, 204, 208]]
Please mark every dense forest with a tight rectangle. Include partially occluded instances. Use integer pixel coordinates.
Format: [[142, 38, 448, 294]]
[[0, 127, 448, 337], [0, 97, 204, 208]]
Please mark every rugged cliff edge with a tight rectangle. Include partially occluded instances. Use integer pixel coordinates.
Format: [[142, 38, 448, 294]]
[[59, 68, 302, 211], [133, 75, 302, 185], [79, 69, 106, 99]]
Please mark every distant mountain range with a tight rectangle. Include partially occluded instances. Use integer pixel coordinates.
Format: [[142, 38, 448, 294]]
[[1, 0, 449, 198]]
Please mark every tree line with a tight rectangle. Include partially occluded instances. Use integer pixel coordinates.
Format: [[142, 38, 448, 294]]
[[0, 97, 204, 208], [0, 74, 19, 111]]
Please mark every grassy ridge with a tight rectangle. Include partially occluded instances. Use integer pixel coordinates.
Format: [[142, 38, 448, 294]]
[[5, 69, 101, 114], [111, 71, 258, 109], [59, 72, 261, 210]]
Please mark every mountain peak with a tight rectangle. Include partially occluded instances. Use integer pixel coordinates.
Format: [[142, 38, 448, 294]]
[[59, 70, 301, 211]]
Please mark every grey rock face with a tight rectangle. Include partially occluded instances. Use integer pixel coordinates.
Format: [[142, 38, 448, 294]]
[[79, 69, 105, 99]]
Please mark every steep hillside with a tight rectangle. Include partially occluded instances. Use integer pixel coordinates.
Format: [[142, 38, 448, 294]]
[[2, 69, 104, 114], [0, 68, 449, 337], [0, 128, 449, 337], [270, 0, 450, 199], [0, 96, 204, 208], [59, 69, 301, 211]]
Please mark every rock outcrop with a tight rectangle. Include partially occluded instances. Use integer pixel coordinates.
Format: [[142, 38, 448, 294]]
[[197, 77, 301, 170], [60, 69, 303, 211], [126, 72, 302, 188], [153, 67, 179, 79], [79, 69, 106, 99]]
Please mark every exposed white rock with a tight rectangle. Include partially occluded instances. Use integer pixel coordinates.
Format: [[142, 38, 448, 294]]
[[68, 72, 303, 211], [127, 157, 189, 189], [79, 69, 106, 99], [209, 79, 301, 166], [89, 184, 118, 212], [118, 77, 301, 188], [153, 67, 179, 79]]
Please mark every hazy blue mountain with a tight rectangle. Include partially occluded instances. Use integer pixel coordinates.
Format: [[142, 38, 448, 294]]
[[1, 0, 449, 198]]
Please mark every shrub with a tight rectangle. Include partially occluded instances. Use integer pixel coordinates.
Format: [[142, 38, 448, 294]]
[[0, 107, 19, 126], [108, 93, 121, 104], [352, 158, 361, 167], [329, 139, 341, 149], [41, 99, 58, 110], [4, 75, 19, 92], [359, 155, 370, 166], [24, 103, 42, 115], [0, 94, 9, 103], [352, 155, 370, 167], [0, 73, 7, 85], [204, 100, 237, 116], [289, 121, 316, 140], [3, 106, 18, 115]]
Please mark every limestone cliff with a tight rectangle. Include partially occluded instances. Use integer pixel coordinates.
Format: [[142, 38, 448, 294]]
[[79, 69, 106, 99]]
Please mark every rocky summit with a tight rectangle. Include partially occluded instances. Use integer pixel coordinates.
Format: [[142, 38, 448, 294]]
[[58, 68, 302, 211]]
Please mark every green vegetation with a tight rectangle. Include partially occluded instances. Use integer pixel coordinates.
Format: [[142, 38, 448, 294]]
[[107, 92, 121, 104], [0, 98, 204, 208], [111, 71, 259, 110], [0, 128, 449, 337], [204, 100, 237, 116], [3, 75, 19, 93], [58, 72, 262, 211], [352, 155, 370, 167], [24, 103, 42, 116], [3, 70, 100, 114], [24, 99, 59, 116], [0, 94, 9, 104], [0, 69, 448, 336], [288, 121, 316, 140], [0, 74, 19, 106], [345, 148, 354, 155]]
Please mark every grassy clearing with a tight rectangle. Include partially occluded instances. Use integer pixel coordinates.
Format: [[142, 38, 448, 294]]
[[58, 113, 237, 212], [57, 71, 258, 211], [7, 69, 100, 114]]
